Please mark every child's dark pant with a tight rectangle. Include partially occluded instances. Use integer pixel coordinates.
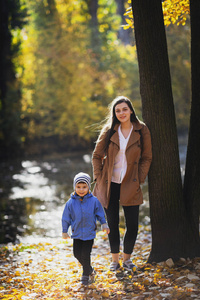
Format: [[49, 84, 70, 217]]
[[105, 182, 139, 254], [73, 239, 94, 276]]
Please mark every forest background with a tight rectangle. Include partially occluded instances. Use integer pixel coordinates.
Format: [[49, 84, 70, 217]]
[[0, 0, 190, 158]]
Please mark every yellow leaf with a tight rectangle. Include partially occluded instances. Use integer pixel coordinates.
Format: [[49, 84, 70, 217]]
[[126, 18, 133, 26], [121, 24, 131, 30], [15, 271, 21, 276], [101, 291, 110, 298]]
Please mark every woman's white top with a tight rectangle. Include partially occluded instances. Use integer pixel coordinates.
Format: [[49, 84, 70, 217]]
[[111, 124, 133, 184]]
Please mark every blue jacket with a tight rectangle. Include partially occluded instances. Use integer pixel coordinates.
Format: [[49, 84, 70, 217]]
[[62, 192, 107, 241]]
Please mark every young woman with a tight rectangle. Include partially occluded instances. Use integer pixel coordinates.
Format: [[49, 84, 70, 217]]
[[92, 96, 152, 272]]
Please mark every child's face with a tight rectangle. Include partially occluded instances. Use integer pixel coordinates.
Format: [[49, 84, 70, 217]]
[[75, 182, 89, 197]]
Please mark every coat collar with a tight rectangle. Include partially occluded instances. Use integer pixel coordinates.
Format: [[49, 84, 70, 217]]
[[110, 121, 143, 148]]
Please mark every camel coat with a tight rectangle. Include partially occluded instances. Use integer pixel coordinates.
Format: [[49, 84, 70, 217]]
[[92, 121, 152, 209]]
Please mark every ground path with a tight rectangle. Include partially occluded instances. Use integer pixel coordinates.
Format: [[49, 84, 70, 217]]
[[0, 225, 200, 299]]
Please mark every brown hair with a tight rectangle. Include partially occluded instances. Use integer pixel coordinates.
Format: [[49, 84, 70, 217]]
[[97, 96, 139, 152]]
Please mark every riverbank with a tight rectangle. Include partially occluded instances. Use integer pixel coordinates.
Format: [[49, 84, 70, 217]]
[[1, 225, 200, 300]]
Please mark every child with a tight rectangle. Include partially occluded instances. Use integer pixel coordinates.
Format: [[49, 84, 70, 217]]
[[62, 172, 110, 286]]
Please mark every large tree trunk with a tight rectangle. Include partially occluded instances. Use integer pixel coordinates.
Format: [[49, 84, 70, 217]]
[[183, 0, 200, 253], [0, 0, 22, 157], [0, 0, 13, 123], [131, 0, 199, 262]]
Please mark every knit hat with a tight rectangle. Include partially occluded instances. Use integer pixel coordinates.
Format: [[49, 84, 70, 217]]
[[73, 172, 91, 190]]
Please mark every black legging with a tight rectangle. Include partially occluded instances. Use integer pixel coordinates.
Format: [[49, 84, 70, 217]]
[[105, 182, 139, 254], [73, 239, 94, 276]]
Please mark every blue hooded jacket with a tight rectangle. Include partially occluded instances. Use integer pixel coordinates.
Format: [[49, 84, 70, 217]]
[[62, 192, 107, 241]]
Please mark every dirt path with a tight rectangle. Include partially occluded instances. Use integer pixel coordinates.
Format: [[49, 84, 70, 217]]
[[0, 226, 200, 299]]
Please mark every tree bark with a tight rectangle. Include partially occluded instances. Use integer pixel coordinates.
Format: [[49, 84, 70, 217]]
[[0, 0, 22, 157], [183, 0, 200, 253], [87, 0, 98, 27], [85, 0, 99, 48], [0, 0, 10, 109], [131, 0, 200, 262], [115, 0, 131, 44]]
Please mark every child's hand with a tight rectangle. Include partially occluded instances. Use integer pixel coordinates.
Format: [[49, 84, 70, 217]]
[[62, 232, 70, 239], [102, 223, 110, 235], [103, 227, 110, 235]]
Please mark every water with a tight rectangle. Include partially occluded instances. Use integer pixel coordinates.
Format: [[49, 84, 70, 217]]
[[0, 143, 187, 244], [0, 153, 92, 244]]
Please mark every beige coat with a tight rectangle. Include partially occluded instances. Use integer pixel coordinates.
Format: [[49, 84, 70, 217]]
[[92, 121, 152, 209]]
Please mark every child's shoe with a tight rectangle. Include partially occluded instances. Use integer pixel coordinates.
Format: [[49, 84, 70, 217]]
[[123, 259, 137, 272], [81, 275, 90, 286], [89, 268, 96, 283]]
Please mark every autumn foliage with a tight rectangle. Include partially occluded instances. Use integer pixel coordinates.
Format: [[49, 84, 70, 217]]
[[1, 227, 200, 299], [124, 0, 190, 28], [0, 0, 192, 156]]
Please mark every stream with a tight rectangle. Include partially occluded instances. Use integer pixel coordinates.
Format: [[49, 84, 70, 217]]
[[0, 142, 187, 245]]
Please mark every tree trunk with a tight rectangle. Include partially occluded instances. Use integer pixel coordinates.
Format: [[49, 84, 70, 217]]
[[0, 0, 10, 113], [115, 0, 131, 44], [0, 0, 22, 157], [85, 0, 99, 49], [131, 0, 199, 262], [183, 0, 200, 253], [87, 0, 98, 27]]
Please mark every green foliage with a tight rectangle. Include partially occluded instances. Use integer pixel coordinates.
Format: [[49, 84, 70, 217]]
[[20, 0, 140, 150], [1, 0, 191, 155]]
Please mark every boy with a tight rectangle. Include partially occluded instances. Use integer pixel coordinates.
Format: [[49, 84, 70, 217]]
[[62, 172, 110, 286]]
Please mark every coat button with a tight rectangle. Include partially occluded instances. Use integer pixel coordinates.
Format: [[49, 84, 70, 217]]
[[133, 179, 137, 182]]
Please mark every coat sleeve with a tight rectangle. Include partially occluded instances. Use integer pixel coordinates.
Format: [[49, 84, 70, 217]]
[[62, 201, 72, 233], [92, 130, 108, 181], [138, 124, 152, 184], [94, 198, 107, 225]]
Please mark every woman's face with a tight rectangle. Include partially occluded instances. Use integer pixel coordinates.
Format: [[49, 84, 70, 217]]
[[114, 102, 132, 124]]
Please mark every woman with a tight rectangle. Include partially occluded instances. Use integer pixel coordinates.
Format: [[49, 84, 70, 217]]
[[92, 96, 152, 272]]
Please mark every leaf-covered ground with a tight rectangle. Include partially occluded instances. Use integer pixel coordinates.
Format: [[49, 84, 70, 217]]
[[0, 225, 200, 300]]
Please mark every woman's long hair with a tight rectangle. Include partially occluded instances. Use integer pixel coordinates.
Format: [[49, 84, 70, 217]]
[[97, 96, 139, 152]]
